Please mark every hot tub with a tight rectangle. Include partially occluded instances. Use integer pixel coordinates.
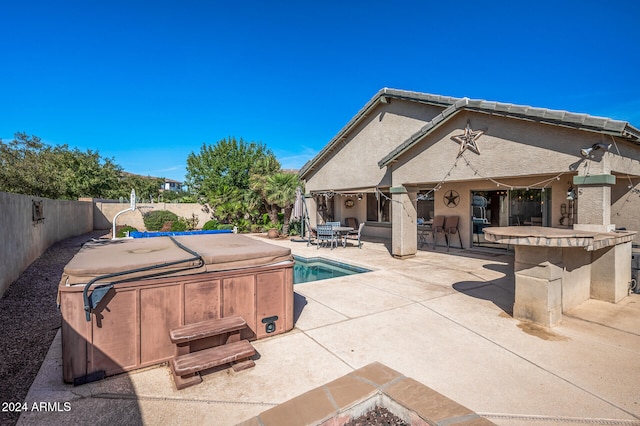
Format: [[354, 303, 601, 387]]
[[58, 233, 294, 384]]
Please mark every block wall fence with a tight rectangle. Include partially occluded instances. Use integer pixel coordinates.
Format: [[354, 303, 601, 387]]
[[0, 192, 94, 297], [1, 194, 210, 298]]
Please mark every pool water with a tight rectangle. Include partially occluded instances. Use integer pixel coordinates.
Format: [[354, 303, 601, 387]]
[[293, 256, 370, 284]]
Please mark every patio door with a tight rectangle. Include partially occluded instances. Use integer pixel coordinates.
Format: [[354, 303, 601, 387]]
[[471, 189, 551, 248], [509, 189, 551, 227]]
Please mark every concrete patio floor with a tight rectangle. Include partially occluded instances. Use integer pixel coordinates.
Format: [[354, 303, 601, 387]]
[[19, 236, 640, 425]]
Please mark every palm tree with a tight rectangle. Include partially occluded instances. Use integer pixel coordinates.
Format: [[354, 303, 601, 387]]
[[264, 172, 300, 234], [209, 185, 243, 224], [249, 156, 281, 224]]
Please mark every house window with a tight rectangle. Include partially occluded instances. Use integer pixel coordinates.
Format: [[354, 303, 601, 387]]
[[417, 192, 434, 222], [366, 190, 391, 222]]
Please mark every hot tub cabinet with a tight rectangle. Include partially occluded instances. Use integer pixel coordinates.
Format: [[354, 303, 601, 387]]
[[58, 234, 294, 384]]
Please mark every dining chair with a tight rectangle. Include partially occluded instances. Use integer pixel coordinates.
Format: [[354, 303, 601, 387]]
[[316, 224, 337, 249]]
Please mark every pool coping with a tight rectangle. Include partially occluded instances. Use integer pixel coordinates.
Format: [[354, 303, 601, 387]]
[[237, 362, 495, 426], [293, 255, 372, 285]]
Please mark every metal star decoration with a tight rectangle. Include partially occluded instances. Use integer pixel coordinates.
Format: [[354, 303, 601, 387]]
[[451, 122, 484, 157], [444, 190, 460, 207]]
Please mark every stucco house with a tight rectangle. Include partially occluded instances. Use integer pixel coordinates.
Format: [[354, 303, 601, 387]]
[[299, 88, 640, 260]]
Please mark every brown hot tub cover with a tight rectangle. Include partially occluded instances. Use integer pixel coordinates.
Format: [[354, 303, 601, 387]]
[[61, 233, 293, 285]]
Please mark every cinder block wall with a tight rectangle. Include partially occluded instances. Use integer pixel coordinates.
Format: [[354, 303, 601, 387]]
[[0, 192, 94, 297], [94, 202, 211, 231]]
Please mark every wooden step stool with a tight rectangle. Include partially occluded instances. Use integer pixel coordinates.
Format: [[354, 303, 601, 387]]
[[169, 316, 256, 389]]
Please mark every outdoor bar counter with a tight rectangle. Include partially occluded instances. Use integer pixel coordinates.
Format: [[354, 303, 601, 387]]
[[58, 233, 294, 384], [484, 226, 636, 327]]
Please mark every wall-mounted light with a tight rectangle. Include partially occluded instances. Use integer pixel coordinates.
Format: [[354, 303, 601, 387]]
[[357, 193, 363, 201], [580, 143, 612, 157], [567, 186, 576, 200]]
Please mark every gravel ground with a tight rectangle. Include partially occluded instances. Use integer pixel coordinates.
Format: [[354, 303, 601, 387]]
[[0, 231, 106, 426], [343, 406, 409, 426]]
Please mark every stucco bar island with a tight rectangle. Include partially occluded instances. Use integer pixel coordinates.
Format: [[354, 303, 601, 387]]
[[484, 226, 635, 327]]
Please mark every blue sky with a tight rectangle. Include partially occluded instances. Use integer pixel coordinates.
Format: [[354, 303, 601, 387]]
[[2, 1, 639, 182]]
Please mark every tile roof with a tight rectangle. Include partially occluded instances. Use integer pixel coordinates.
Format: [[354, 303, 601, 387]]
[[298, 88, 640, 178]]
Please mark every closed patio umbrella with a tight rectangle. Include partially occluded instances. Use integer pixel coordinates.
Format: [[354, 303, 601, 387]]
[[291, 187, 308, 243], [292, 187, 303, 220]]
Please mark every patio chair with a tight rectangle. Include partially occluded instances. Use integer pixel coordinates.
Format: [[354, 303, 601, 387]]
[[345, 217, 359, 229], [426, 215, 446, 249], [417, 218, 432, 248], [440, 216, 462, 251], [344, 222, 365, 248], [306, 227, 317, 247], [316, 224, 337, 250]]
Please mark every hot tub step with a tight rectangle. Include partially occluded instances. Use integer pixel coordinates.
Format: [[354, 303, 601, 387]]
[[171, 339, 256, 378], [169, 316, 247, 344]]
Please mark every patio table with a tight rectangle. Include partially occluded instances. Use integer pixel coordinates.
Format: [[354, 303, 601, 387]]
[[332, 226, 354, 247], [313, 226, 354, 248]]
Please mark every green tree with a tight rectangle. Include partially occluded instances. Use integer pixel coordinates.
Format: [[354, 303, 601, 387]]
[[58, 147, 122, 198], [0, 132, 123, 199], [249, 155, 282, 224], [110, 173, 164, 202], [185, 137, 279, 218], [264, 172, 300, 234], [208, 185, 243, 223]]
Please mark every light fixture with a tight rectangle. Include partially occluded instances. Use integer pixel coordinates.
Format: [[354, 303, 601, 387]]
[[567, 186, 576, 200], [357, 193, 363, 201], [580, 143, 612, 157]]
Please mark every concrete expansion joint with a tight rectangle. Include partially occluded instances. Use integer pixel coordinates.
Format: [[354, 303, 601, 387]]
[[478, 413, 640, 425], [562, 313, 640, 339], [92, 392, 277, 407]]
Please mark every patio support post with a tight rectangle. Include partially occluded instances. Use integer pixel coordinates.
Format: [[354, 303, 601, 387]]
[[391, 185, 417, 259], [573, 156, 615, 233]]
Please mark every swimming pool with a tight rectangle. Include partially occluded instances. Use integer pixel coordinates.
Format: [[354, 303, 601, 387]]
[[293, 256, 370, 284]]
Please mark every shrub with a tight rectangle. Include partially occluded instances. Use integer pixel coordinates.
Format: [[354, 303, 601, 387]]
[[184, 213, 199, 230], [143, 210, 179, 231], [117, 225, 138, 238], [234, 218, 251, 233], [218, 224, 234, 231], [202, 219, 220, 230], [289, 219, 301, 236], [171, 218, 188, 232]]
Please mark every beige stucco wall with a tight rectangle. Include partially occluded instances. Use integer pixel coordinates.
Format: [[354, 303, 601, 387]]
[[0, 192, 93, 297], [611, 179, 640, 242], [391, 111, 611, 185], [304, 100, 445, 192], [94, 202, 212, 231]]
